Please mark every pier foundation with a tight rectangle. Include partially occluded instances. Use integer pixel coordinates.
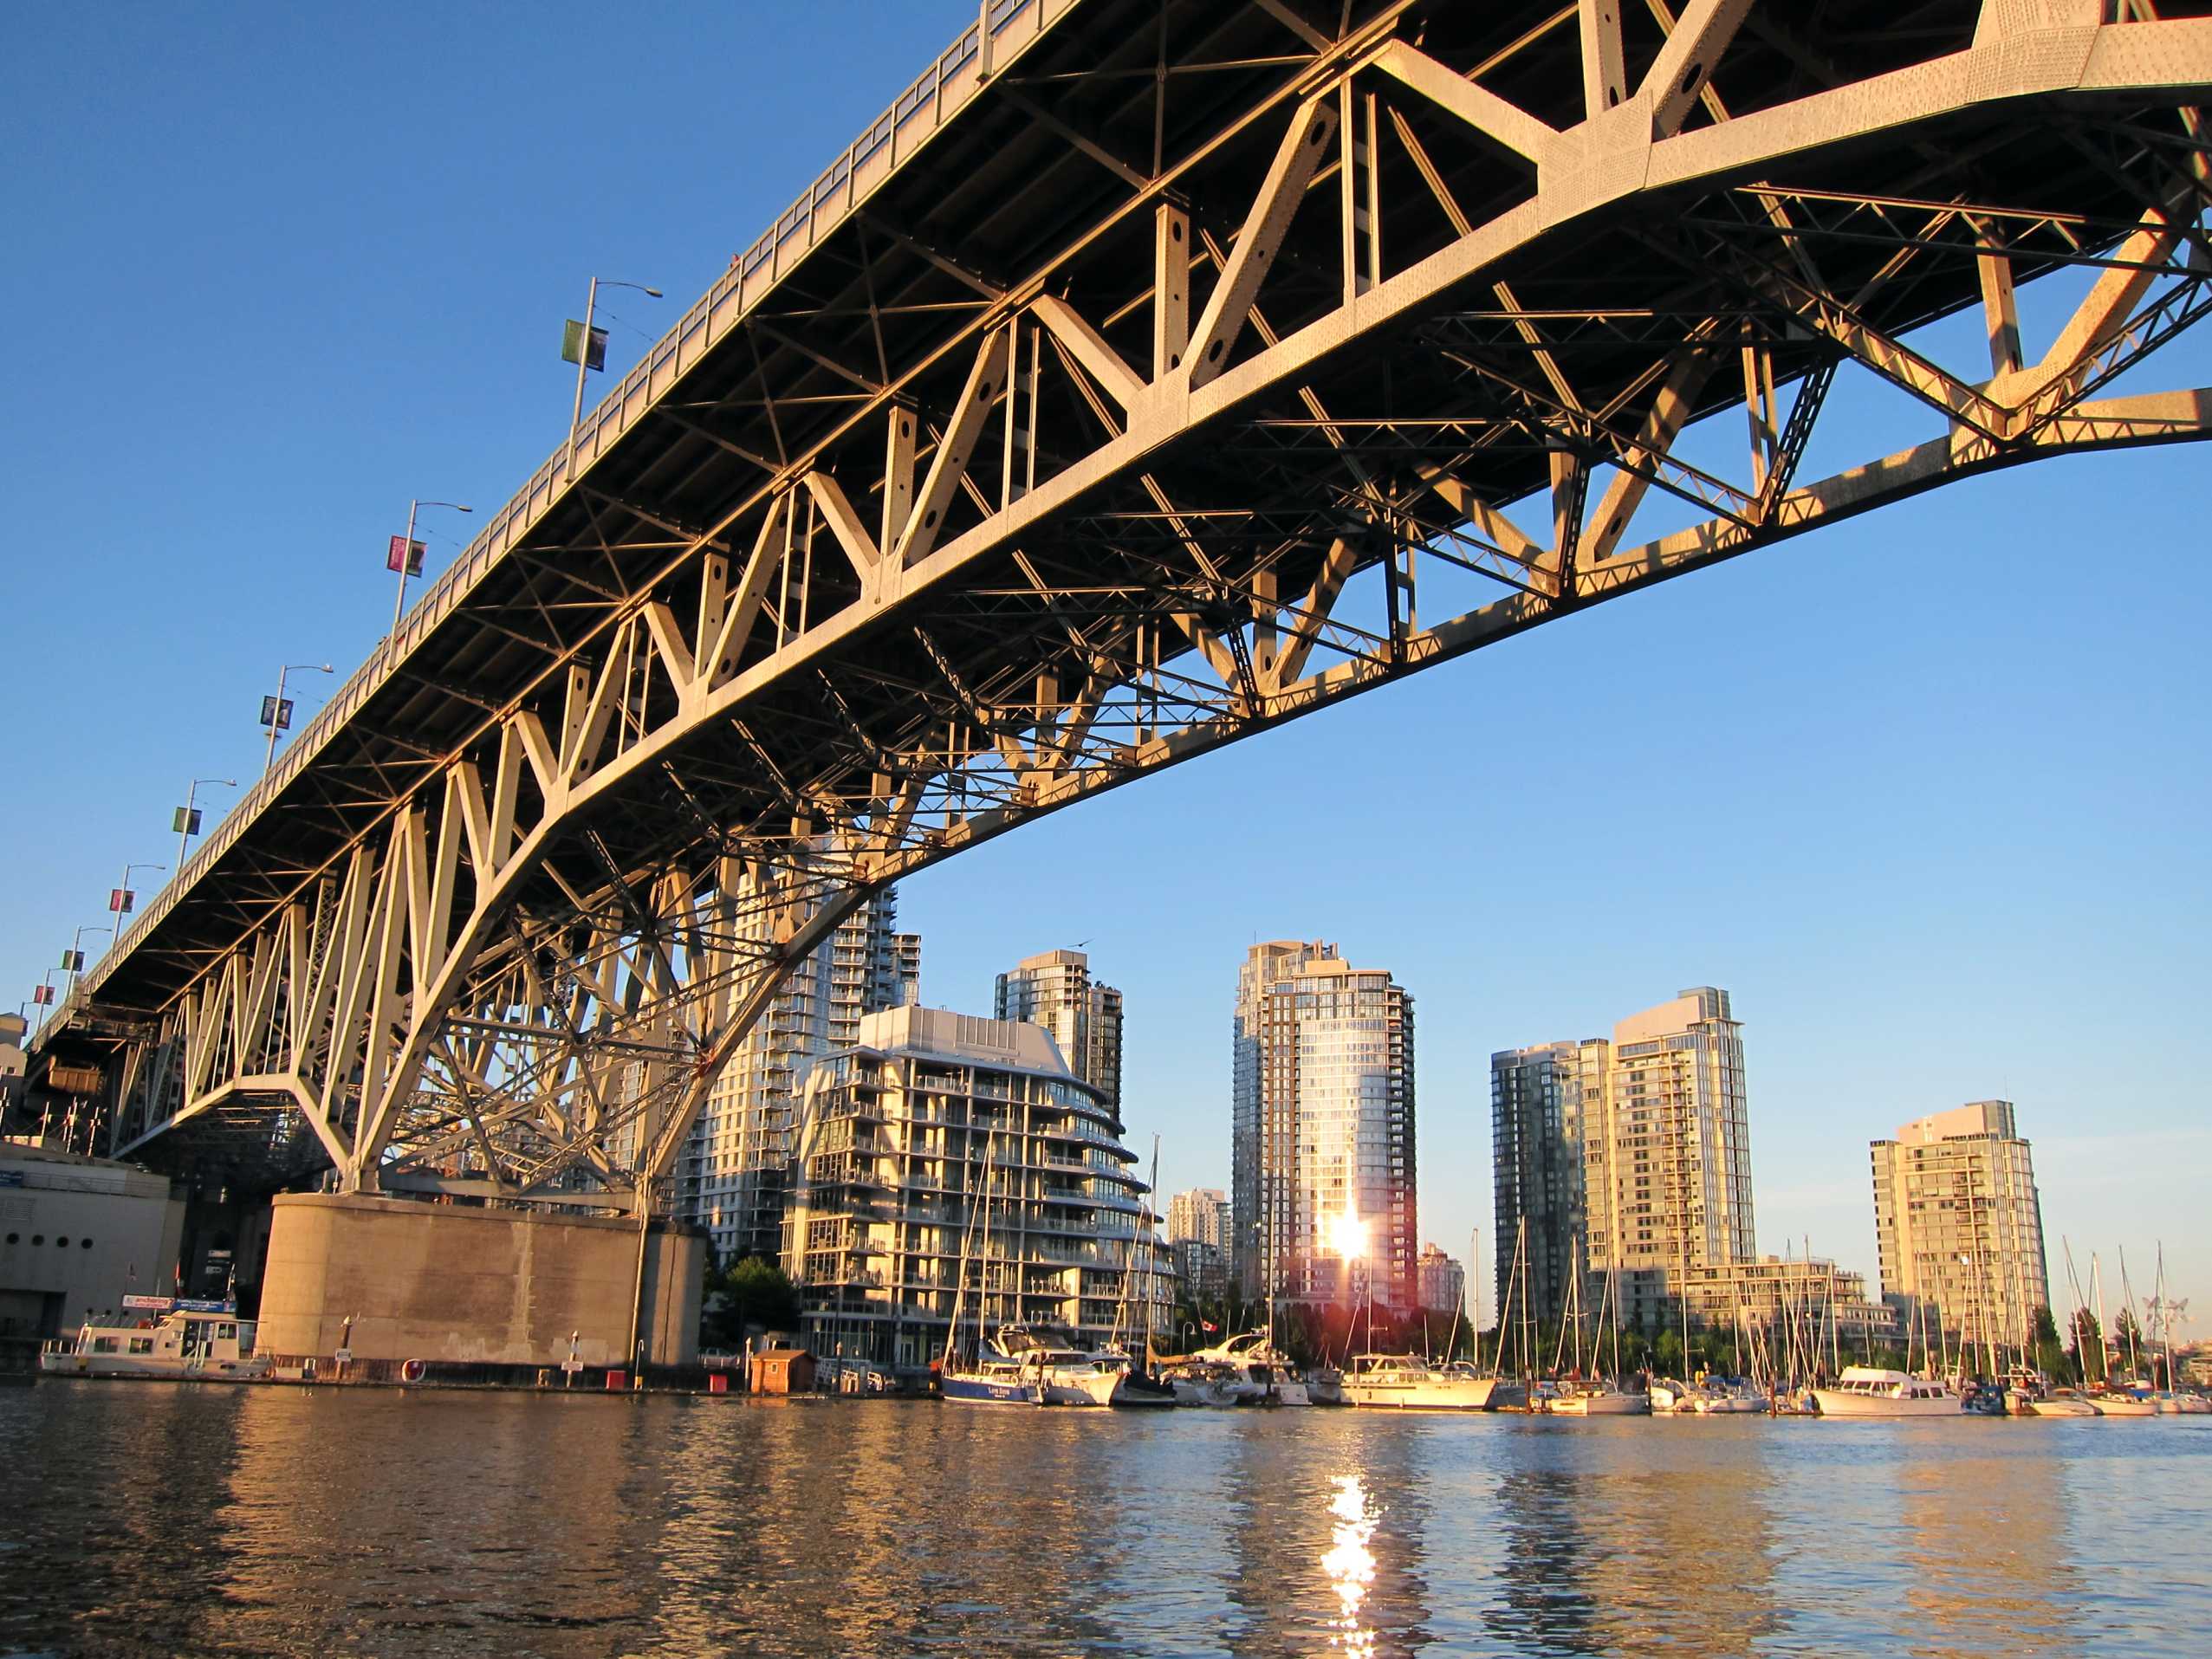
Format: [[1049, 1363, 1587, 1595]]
[[256, 1193, 702, 1369]]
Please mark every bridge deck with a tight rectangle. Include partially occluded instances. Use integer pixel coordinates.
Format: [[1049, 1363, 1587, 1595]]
[[29, 0, 2212, 1193]]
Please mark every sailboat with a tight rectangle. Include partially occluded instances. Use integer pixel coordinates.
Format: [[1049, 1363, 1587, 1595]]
[[1544, 1249, 1648, 1416], [938, 1134, 1042, 1405]]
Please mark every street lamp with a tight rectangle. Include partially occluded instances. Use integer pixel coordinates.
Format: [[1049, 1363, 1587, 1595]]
[[106, 864, 166, 952], [173, 777, 237, 870], [388, 499, 473, 632], [61, 924, 112, 998], [565, 277, 662, 476], [262, 663, 334, 774]]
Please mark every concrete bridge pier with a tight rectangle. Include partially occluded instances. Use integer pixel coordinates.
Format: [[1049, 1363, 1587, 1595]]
[[255, 1194, 703, 1372]]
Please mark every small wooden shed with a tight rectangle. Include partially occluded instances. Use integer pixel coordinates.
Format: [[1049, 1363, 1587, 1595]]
[[748, 1346, 816, 1395]]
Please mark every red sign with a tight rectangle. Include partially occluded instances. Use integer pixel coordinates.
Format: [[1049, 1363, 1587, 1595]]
[[386, 535, 425, 576]]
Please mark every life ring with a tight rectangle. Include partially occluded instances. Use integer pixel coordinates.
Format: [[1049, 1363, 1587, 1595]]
[[401, 1358, 427, 1384]]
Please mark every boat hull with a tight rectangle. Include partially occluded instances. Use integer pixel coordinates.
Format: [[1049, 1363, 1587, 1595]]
[[1812, 1390, 1960, 1418], [1343, 1376, 1499, 1411], [940, 1373, 1038, 1405], [2021, 1397, 2097, 1416], [2088, 1396, 2157, 1416], [1548, 1390, 1650, 1416], [38, 1352, 270, 1382]]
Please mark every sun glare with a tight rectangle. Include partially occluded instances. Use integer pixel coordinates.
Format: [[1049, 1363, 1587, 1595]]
[[1325, 1209, 1368, 1261]]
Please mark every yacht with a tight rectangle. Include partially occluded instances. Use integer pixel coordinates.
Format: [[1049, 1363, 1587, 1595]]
[[2020, 1387, 2098, 1417], [1810, 1366, 1962, 1418], [39, 1306, 269, 1382], [993, 1326, 1121, 1407], [1341, 1353, 1502, 1410], [1161, 1331, 1314, 1406], [2153, 1390, 2211, 1415]]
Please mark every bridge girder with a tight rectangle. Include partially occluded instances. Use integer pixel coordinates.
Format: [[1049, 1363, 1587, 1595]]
[[49, 0, 2212, 1213]]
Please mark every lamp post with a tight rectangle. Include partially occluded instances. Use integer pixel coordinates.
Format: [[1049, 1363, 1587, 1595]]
[[262, 663, 334, 774], [389, 499, 473, 632], [107, 864, 165, 954], [565, 277, 661, 477], [174, 777, 237, 871], [62, 924, 112, 998]]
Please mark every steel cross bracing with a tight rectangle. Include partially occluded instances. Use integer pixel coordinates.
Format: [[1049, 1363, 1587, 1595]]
[[51, 0, 2212, 1211]]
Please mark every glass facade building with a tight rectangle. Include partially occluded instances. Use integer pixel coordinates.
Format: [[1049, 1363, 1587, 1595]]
[[1232, 943, 1417, 1310], [678, 885, 911, 1260]]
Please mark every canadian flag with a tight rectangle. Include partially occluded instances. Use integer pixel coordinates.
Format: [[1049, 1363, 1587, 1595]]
[[1201, 1319, 1218, 1332]]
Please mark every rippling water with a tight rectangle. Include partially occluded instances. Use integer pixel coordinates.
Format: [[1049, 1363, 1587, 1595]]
[[3, 1384, 2207, 1656]]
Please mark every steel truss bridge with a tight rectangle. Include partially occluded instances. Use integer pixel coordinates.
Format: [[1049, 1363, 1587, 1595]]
[[31, 0, 2212, 1213]]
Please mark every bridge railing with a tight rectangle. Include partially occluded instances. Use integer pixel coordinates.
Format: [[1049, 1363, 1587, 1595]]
[[55, 0, 1069, 1035]]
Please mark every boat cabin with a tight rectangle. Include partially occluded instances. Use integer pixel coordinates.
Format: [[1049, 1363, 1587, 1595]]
[[1828, 1366, 1951, 1401], [41, 1308, 267, 1379]]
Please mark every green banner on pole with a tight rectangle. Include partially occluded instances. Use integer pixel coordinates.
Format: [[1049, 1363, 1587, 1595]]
[[561, 319, 608, 372]]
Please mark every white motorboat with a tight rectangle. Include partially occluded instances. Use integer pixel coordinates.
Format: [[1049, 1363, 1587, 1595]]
[[2087, 1390, 2157, 1417], [1690, 1378, 1770, 1414], [1810, 1366, 1962, 1418], [2154, 1391, 2211, 1415], [1545, 1382, 1650, 1416], [995, 1326, 1121, 1406], [1341, 1353, 1501, 1410], [2021, 1388, 2098, 1417], [39, 1305, 269, 1381], [1165, 1331, 1315, 1405]]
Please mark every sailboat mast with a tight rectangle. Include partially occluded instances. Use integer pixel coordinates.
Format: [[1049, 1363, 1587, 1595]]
[[2118, 1246, 2142, 1381], [2093, 1251, 2108, 1386]]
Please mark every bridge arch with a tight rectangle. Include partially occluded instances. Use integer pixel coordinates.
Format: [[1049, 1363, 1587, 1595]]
[[56, 0, 2212, 1216]]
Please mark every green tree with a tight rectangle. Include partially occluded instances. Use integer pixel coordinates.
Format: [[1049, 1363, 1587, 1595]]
[[2067, 1307, 2105, 1385], [2111, 1307, 2145, 1377], [704, 1254, 801, 1349], [2029, 1305, 2066, 1381]]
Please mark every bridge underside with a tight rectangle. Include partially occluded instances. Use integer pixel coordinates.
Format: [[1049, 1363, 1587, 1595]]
[[38, 0, 2212, 1220]]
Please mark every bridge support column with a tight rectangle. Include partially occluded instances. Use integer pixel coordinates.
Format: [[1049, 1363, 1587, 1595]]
[[256, 1194, 703, 1371]]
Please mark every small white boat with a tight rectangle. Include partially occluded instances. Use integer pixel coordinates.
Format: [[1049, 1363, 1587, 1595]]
[[1810, 1366, 1961, 1418], [2021, 1388, 2098, 1417], [1546, 1382, 1650, 1416], [1341, 1353, 1501, 1410], [39, 1306, 269, 1381], [2153, 1390, 2211, 1415]]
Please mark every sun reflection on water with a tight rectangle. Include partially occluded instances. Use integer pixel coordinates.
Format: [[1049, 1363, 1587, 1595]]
[[1321, 1473, 1379, 1656]]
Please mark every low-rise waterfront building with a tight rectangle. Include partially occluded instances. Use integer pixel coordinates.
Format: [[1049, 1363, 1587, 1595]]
[[1, 1141, 185, 1338], [779, 1005, 1170, 1371], [1678, 1254, 1899, 1350]]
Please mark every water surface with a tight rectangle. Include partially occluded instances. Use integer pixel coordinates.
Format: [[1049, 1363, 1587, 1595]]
[[4, 1384, 2206, 1656]]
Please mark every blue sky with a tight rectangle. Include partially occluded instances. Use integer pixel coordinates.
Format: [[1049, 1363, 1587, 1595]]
[[5, 3, 2206, 1323]]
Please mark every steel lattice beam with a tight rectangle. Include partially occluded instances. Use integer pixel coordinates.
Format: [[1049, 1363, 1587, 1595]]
[[33, 0, 2212, 1215]]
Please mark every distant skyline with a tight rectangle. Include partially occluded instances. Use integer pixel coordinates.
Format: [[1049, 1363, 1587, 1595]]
[[4, 3, 2206, 1323]]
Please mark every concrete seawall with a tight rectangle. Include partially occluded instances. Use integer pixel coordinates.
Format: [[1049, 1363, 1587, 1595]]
[[257, 1194, 702, 1368]]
